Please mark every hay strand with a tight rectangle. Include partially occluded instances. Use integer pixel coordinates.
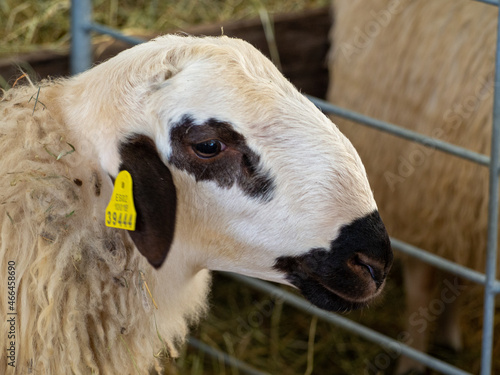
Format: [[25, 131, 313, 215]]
[[139, 270, 159, 310], [28, 86, 45, 115], [304, 316, 318, 375], [153, 314, 169, 360], [12, 73, 28, 88], [44, 142, 75, 161], [119, 335, 141, 375]]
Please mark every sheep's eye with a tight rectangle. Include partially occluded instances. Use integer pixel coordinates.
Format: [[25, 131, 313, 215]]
[[193, 140, 225, 158]]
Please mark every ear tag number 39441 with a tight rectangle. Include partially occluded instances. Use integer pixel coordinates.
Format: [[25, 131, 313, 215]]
[[105, 170, 137, 231]]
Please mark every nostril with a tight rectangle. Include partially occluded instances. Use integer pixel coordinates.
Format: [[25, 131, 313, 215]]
[[353, 255, 376, 281], [361, 261, 376, 280], [350, 253, 389, 288]]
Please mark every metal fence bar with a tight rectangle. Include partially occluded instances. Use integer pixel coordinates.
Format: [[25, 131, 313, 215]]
[[480, 4, 500, 374], [307, 96, 491, 167], [475, 0, 500, 6], [187, 337, 270, 375], [87, 23, 145, 46], [70, 0, 92, 74], [227, 273, 472, 375], [391, 238, 500, 292]]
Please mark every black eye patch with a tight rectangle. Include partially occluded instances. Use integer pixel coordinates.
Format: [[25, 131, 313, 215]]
[[169, 115, 275, 201]]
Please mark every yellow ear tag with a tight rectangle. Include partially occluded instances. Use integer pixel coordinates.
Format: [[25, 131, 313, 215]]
[[105, 170, 137, 231]]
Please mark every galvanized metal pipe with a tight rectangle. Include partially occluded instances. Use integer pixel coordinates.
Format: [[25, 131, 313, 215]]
[[391, 238, 500, 293], [188, 337, 270, 375], [307, 95, 491, 167], [475, 0, 499, 6], [70, 0, 92, 74], [87, 23, 145, 46], [480, 4, 500, 374]]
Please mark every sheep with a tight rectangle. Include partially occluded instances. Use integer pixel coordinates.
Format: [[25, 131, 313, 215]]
[[328, 0, 496, 373], [0, 34, 392, 374]]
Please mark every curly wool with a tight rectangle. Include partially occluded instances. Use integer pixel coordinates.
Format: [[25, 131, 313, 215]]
[[0, 83, 209, 374]]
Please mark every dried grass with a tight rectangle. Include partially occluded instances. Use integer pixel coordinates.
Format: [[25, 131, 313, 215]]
[[0, 0, 329, 56]]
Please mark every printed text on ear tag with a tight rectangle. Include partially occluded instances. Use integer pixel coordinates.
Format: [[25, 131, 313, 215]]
[[105, 170, 137, 231]]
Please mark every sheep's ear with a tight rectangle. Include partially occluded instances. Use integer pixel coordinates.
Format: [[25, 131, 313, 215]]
[[118, 135, 177, 268]]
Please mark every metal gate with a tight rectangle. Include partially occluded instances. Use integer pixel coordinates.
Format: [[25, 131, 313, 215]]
[[70, 0, 500, 373]]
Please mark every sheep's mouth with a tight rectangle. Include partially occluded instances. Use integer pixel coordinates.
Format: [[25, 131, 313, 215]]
[[295, 276, 371, 312], [273, 258, 383, 313]]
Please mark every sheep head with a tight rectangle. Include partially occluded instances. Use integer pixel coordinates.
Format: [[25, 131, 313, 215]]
[[60, 35, 392, 312]]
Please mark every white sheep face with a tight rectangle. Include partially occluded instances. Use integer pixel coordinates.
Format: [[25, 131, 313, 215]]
[[65, 35, 392, 312]]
